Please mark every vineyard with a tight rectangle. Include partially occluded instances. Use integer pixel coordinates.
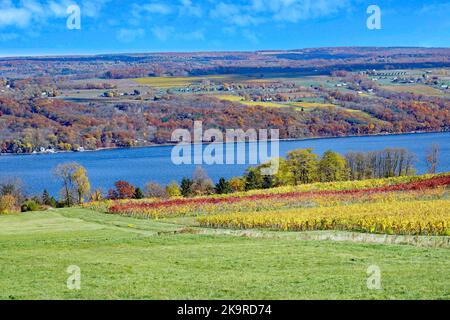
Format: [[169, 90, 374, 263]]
[[100, 174, 450, 236], [2, 173, 450, 299]]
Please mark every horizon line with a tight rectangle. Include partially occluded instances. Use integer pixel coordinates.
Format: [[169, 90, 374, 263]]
[[0, 45, 448, 59]]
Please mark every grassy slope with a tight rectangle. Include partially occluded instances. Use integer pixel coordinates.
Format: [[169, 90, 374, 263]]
[[0, 209, 449, 300]]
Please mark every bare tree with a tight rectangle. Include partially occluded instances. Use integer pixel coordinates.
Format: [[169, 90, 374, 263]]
[[426, 144, 440, 174], [191, 166, 214, 195], [0, 177, 25, 203]]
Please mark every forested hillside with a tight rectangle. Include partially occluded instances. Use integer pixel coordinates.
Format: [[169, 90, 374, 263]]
[[0, 47, 449, 154]]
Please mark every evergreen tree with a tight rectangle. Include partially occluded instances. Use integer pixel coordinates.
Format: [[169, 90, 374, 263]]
[[180, 178, 194, 197], [49, 197, 58, 208], [262, 175, 275, 189], [134, 187, 145, 199], [215, 178, 233, 194], [245, 168, 263, 191], [42, 189, 51, 205]]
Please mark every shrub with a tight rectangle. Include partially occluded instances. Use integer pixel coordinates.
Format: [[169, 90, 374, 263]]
[[21, 200, 40, 212], [229, 177, 245, 192], [0, 195, 18, 214], [90, 189, 103, 202], [166, 181, 181, 198]]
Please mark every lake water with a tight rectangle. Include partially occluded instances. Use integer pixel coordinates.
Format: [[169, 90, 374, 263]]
[[0, 132, 449, 196]]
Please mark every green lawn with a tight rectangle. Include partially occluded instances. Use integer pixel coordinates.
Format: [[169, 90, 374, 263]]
[[0, 209, 449, 300]]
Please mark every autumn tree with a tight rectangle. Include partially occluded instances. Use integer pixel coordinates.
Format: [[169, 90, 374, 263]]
[[0, 194, 18, 214], [54, 162, 90, 206], [229, 177, 246, 192], [72, 165, 91, 204], [287, 148, 319, 184], [165, 181, 182, 198], [108, 181, 136, 199], [318, 151, 348, 182], [270, 158, 295, 187]]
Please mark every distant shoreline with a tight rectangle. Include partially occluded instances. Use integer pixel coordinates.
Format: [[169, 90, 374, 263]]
[[1, 130, 448, 157]]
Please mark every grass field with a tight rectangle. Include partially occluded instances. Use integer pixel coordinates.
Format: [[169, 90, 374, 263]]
[[215, 94, 289, 108], [214, 94, 385, 125], [134, 75, 241, 88], [215, 95, 338, 110], [0, 208, 449, 300], [382, 84, 445, 96], [1, 175, 449, 300]]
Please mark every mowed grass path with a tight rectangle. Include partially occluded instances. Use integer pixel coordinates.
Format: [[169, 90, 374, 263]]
[[0, 209, 449, 300]]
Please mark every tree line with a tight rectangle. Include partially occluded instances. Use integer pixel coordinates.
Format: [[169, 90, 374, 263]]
[[0, 145, 441, 214]]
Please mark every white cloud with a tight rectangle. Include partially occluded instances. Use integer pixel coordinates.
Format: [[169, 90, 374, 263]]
[[151, 26, 174, 41], [141, 3, 173, 15], [48, 1, 68, 17], [80, 0, 111, 18], [0, 6, 33, 28], [419, 2, 450, 15], [179, 0, 202, 17], [117, 28, 145, 43], [0, 0, 111, 29], [150, 26, 204, 42], [242, 29, 259, 44], [271, 0, 351, 22], [180, 29, 205, 41], [210, 2, 262, 27], [211, 0, 352, 26], [0, 33, 19, 41]]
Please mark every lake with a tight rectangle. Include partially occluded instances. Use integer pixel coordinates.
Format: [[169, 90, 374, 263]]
[[0, 132, 449, 196]]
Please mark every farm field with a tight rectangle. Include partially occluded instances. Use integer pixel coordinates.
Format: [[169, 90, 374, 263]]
[[382, 84, 446, 96], [0, 208, 449, 300], [134, 75, 243, 88], [1, 174, 449, 300], [212, 94, 385, 124], [104, 174, 450, 225], [215, 94, 339, 110], [1, 174, 443, 299], [214, 94, 289, 108]]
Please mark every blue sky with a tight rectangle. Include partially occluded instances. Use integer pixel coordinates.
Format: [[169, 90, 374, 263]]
[[0, 0, 448, 56]]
